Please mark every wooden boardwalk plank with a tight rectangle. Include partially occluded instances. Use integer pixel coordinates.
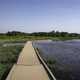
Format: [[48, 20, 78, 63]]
[[17, 41, 40, 65], [6, 41, 50, 80]]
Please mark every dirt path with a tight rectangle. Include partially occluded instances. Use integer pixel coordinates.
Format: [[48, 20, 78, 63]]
[[6, 41, 50, 80]]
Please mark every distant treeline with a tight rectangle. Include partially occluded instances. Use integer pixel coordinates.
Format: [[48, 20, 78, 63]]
[[0, 31, 80, 38], [31, 31, 80, 38]]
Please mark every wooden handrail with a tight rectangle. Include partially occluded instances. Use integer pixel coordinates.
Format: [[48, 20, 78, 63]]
[[34, 47, 56, 80]]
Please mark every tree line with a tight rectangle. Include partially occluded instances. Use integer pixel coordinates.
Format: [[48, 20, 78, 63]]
[[0, 31, 80, 38]]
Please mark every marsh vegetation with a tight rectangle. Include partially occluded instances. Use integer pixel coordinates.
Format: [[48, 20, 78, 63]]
[[0, 41, 25, 80]]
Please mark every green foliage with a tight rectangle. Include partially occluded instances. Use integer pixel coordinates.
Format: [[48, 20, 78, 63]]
[[0, 41, 24, 80], [0, 31, 80, 41], [47, 59, 56, 65]]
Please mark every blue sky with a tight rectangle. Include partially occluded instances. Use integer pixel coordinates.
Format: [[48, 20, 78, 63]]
[[0, 0, 80, 33]]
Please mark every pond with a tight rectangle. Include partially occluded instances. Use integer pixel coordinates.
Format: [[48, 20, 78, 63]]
[[33, 40, 80, 80]]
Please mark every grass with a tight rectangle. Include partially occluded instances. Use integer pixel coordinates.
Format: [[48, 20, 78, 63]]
[[0, 34, 80, 42], [0, 41, 24, 80], [47, 59, 56, 65], [0, 64, 6, 80]]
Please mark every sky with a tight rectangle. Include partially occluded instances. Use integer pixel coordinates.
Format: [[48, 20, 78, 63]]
[[0, 0, 80, 33]]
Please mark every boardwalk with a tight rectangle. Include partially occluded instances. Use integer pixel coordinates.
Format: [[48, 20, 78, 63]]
[[6, 41, 50, 80]]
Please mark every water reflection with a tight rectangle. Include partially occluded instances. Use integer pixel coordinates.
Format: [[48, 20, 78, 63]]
[[33, 40, 80, 80]]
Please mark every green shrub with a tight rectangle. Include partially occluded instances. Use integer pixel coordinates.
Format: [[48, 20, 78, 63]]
[[0, 41, 24, 80]]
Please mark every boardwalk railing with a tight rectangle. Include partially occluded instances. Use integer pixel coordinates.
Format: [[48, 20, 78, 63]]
[[34, 47, 56, 80]]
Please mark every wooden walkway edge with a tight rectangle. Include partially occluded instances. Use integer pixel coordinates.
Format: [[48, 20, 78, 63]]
[[6, 41, 50, 80]]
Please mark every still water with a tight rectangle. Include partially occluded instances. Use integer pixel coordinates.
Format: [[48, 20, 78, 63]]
[[33, 40, 80, 80]]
